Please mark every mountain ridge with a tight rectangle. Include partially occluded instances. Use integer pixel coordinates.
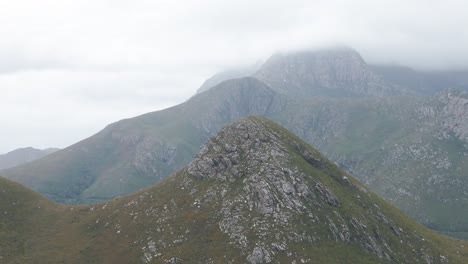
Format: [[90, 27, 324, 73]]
[[2, 49, 467, 239], [0, 147, 59, 170], [253, 47, 406, 97], [1, 77, 281, 204], [1, 116, 468, 263]]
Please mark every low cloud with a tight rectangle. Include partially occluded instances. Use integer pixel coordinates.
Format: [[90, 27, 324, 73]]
[[1, 0, 468, 152]]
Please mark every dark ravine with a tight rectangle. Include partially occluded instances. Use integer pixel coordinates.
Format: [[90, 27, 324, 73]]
[[1, 117, 468, 263]]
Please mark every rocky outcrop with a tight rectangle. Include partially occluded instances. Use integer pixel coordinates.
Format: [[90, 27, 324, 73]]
[[183, 117, 443, 263], [133, 137, 177, 175], [439, 90, 468, 142]]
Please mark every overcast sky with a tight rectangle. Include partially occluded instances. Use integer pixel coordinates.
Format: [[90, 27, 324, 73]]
[[1, 0, 468, 153]]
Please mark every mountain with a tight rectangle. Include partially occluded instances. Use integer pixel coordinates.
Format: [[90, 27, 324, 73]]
[[2, 48, 467, 239], [1, 117, 467, 264], [253, 47, 406, 97], [1, 77, 282, 204], [196, 63, 261, 94], [371, 65, 468, 95], [275, 90, 468, 238], [196, 48, 468, 97], [0, 147, 59, 170], [196, 47, 406, 97]]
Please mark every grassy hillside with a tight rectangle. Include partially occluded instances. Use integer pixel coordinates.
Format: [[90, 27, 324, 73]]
[[1, 117, 468, 263]]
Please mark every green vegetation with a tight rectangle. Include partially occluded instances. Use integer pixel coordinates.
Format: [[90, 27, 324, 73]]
[[2, 117, 467, 263], [1, 70, 467, 241]]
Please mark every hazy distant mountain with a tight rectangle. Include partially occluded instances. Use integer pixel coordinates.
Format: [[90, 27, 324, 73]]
[[2, 117, 467, 264], [3, 48, 468, 239], [1, 77, 281, 204], [198, 47, 407, 97], [196, 63, 261, 94], [0, 147, 59, 170], [197, 47, 468, 97], [253, 47, 406, 97], [371, 65, 468, 95]]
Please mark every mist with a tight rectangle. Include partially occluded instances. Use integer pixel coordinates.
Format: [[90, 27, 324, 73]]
[[1, 0, 468, 153]]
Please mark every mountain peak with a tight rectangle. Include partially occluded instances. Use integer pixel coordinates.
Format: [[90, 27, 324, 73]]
[[188, 116, 330, 183], [254, 47, 404, 98], [187, 116, 342, 217], [188, 116, 282, 180], [183, 116, 453, 262]]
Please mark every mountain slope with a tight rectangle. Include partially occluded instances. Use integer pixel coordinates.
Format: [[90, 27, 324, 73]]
[[371, 65, 468, 95], [2, 50, 467, 239], [1, 117, 467, 264], [1, 77, 282, 204], [195, 63, 260, 94], [0, 147, 59, 170], [274, 91, 468, 238], [2, 78, 468, 239], [0, 177, 87, 263]]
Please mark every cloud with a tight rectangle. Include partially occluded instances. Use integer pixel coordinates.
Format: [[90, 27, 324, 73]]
[[1, 0, 468, 152]]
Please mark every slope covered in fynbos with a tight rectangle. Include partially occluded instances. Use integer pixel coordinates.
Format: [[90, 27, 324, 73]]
[[2, 117, 468, 263]]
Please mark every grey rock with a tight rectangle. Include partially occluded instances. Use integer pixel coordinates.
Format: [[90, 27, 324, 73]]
[[164, 257, 183, 264], [247, 247, 272, 264]]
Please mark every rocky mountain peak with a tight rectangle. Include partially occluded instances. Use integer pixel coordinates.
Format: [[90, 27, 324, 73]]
[[253, 47, 404, 97], [183, 116, 448, 263], [188, 116, 330, 186], [188, 116, 288, 181]]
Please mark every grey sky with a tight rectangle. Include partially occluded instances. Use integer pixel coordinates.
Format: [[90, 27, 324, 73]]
[[1, 0, 468, 153]]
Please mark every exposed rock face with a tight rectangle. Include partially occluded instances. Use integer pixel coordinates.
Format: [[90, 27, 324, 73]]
[[132, 137, 177, 175], [439, 90, 468, 142], [247, 247, 272, 264], [182, 117, 443, 263], [254, 47, 405, 98]]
